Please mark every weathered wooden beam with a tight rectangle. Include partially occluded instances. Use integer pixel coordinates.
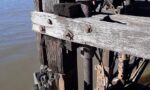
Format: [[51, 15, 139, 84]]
[[53, 3, 85, 18], [32, 11, 150, 59], [80, 46, 95, 90]]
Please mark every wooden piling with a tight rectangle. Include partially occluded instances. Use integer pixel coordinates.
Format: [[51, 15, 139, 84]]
[[33, 0, 78, 90], [81, 46, 95, 90], [33, 0, 47, 65]]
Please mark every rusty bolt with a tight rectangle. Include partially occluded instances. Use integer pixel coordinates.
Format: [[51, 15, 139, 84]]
[[40, 26, 45, 33], [65, 31, 74, 40], [47, 19, 53, 25], [86, 26, 92, 33]]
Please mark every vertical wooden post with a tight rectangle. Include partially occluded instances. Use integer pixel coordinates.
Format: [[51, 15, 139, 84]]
[[81, 46, 95, 90], [33, 0, 43, 11], [33, 0, 48, 65], [41, 0, 78, 90], [102, 50, 114, 74], [63, 42, 78, 90], [102, 49, 115, 83]]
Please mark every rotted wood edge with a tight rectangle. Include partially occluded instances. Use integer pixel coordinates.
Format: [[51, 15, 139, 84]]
[[32, 11, 150, 59]]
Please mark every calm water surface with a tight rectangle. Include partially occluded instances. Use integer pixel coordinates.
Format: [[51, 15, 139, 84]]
[[0, 0, 37, 63]]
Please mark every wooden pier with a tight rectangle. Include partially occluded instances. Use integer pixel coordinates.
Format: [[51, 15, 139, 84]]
[[32, 0, 150, 90]]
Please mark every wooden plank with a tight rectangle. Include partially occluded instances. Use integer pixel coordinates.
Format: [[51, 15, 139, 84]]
[[32, 11, 150, 59]]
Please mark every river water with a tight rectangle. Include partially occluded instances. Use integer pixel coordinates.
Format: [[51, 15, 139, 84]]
[[0, 0, 149, 90], [0, 0, 40, 90], [0, 0, 37, 63]]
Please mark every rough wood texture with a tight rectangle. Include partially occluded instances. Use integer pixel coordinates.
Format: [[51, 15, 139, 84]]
[[42, 0, 60, 13], [33, 0, 43, 11], [33, 0, 48, 65], [32, 11, 150, 59], [41, 0, 78, 90], [45, 36, 64, 72], [45, 36, 78, 90], [36, 33, 48, 65], [54, 3, 85, 18]]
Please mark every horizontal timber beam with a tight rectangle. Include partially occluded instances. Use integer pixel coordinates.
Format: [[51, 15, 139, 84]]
[[32, 11, 150, 59]]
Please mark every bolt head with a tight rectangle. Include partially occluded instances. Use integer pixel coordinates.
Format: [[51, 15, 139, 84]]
[[47, 19, 52, 25], [40, 26, 45, 33]]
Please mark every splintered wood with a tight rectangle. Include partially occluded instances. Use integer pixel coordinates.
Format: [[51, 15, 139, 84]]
[[32, 11, 150, 59], [95, 65, 108, 90]]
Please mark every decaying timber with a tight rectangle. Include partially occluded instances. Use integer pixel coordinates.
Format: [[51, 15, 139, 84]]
[[33, 0, 78, 90], [32, 11, 150, 59], [32, 0, 150, 90]]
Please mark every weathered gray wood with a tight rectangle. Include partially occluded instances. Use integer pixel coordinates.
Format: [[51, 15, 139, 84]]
[[42, 0, 60, 13], [40, 1, 64, 90], [33, 0, 48, 65], [36, 33, 48, 65], [33, 0, 43, 11], [44, 36, 63, 72], [42, 0, 78, 89], [54, 3, 85, 18], [32, 11, 150, 59]]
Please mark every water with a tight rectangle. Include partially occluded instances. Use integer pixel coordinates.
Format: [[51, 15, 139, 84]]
[[0, 1, 40, 90], [0, 0, 37, 63]]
